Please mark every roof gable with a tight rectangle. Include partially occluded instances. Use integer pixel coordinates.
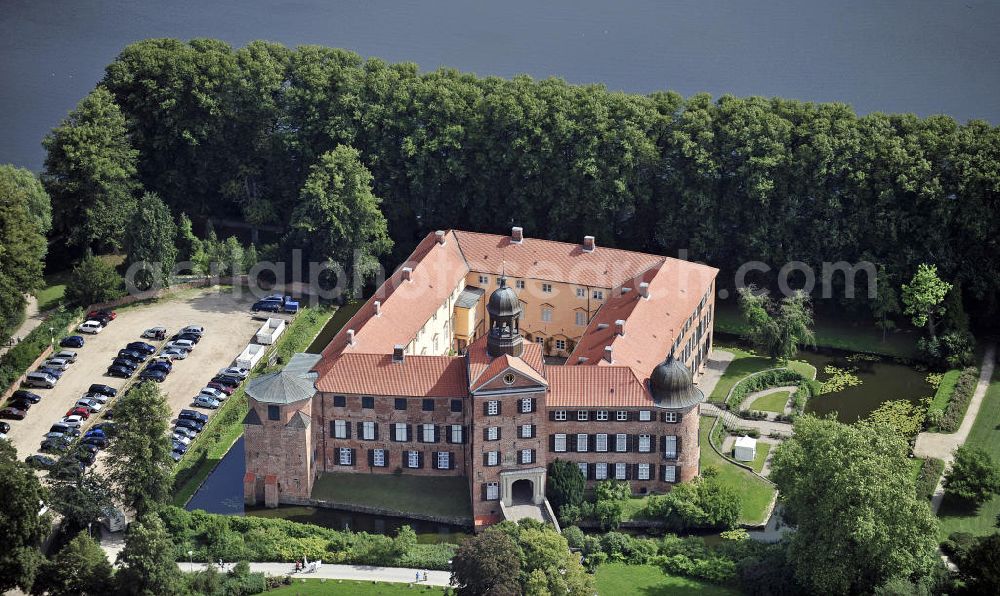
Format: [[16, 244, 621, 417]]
[[316, 353, 468, 397], [469, 354, 548, 393]]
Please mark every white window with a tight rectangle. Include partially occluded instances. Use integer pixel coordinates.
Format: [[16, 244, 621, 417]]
[[555, 339, 566, 350], [595, 463, 608, 480], [541, 307, 552, 322], [664, 435, 678, 459], [487, 451, 499, 466], [554, 410, 567, 421], [478, 275, 488, 284], [554, 434, 567, 452], [407, 451, 420, 468], [593, 290, 604, 300], [575, 311, 587, 326], [422, 424, 436, 443], [664, 412, 678, 423], [664, 465, 677, 482], [638, 463, 651, 480], [450, 424, 463, 444], [596, 410, 608, 421], [577, 410, 589, 421], [486, 482, 499, 500], [487, 400, 499, 415], [638, 434, 651, 453], [520, 397, 533, 413], [333, 420, 347, 439], [520, 424, 533, 438], [515, 280, 525, 289], [393, 423, 407, 442], [615, 463, 627, 480], [535, 336, 545, 344], [595, 434, 608, 452], [487, 427, 499, 441], [437, 452, 450, 469], [616, 411, 628, 421], [373, 449, 386, 467], [520, 449, 533, 464], [338, 448, 352, 465], [639, 410, 652, 421], [577, 462, 588, 477], [615, 434, 627, 452], [362, 421, 375, 440], [577, 434, 588, 452], [433, 334, 439, 352], [576, 288, 585, 298], [542, 283, 552, 293]]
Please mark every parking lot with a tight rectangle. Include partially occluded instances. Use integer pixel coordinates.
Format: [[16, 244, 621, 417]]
[[5, 287, 262, 461]]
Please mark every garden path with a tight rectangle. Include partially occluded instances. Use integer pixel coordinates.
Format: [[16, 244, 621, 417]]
[[0, 294, 42, 357], [702, 403, 794, 437], [697, 349, 734, 397], [913, 343, 995, 514], [191, 562, 453, 587]]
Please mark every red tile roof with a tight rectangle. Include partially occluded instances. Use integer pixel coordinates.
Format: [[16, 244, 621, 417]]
[[546, 365, 652, 407], [466, 336, 545, 389], [315, 353, 468, 397], [453, 230, 664, 288]]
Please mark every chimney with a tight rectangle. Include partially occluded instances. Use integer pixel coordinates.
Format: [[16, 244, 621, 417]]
[[401, 267, 413, 282], [511, 226, 524, 243], [576, 357, 589, 364], [435, 230, 446, 245], [374, 300, 381, 316], [603, 345, 613, 363], [582, 235, 596, 252], [392, 344, 405, 363], [638, 282, 650, 299], [346, 329, 356, 346], [621, 287, 632, 295], [614, 319, 625, 336]]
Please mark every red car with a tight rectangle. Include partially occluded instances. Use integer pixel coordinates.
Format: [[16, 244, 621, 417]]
[[87, 309, 117, 321], [65, 406, 91, 419], [206, 382, 235, 396], [0, 407, 26, 420]]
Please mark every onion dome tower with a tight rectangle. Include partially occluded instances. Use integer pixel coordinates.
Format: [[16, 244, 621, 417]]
[[648, 353, 704, 409], [486, 276, 523, 357]]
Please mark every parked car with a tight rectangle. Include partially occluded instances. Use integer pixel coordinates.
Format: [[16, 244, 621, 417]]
[[89, 384, 117, 398], [91, 421, 116, 435], [65, 407, 90, 419], [36, 366, 64, 379], [199, 387, 227, 401], [0, 421, 10, 434], [251, 300, 282, 313], [82, 435, 109, 449], [146, 360, 172, 373], [193, 395, 220, 409], [23, 371, 56, 389], [49, 423, 80, 437], [118, 349, 147, 362], [179, 409, 209, 423], [172, 426, 197, 439], [175, 419, 205, 433], [25, 455, 57, 469], [40, 438, 73, 454], [126, 341, 157, 355], [171, 432, 192, 445], [74, 449, 97, 466], [1, 407, 27, 420], [12, 390, 42, 404], [170, 451, 183, 462], [159, 348, 188, 360], [166, 339, 195, 352], [107, 365, 133, 378], [43, 358, 71, 370], [77, 320, 103, 334], [206, 382, 234, 395], [111, 358, 139, 371], [138, 369, 167, 383], [9, 399, 32, 412], [53, 349, 78, 362], [60, 415, 86, 427], [142, 326, 168, 340], [77, 442, 100, 455], [75, 399, 103, 413], [180, 325, 204, 336], [218, 366, 250, 380], [171, 332, 201, 344], [59, 335, 85, 348], [212, 374, 242, 387], [80, 392, 109, 404], [172, 440, 189, 454], [87, 309, 116, 321]]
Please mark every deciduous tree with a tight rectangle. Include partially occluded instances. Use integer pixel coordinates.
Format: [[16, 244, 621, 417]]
[[902, 264, 951, 337], [944, 445, 1000, 506], [0, 441, 49, 592], [106, 382, 174, 514], [451, 526, 522, 596], [64, 255, 124, 306], [0, 165, 49, 334], [31, 532, 113, 596], [123, 193, 177, 291], [115, 512, 180, 596]]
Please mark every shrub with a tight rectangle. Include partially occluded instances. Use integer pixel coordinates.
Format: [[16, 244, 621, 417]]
[[726, 368, 805, 409], [915, 458, 945, 501], [594, 499, 624, 530], [64, 255, 124, 306], [558, 503, 582, 526], [737, 410, 768, 420], [944, 446, 1000, 505], [647, 476, 742, 531], [595, 480, 631, 502], [546, 459, 586, 514], [939, 367, 980, 432], [0, 307, 80, 390], [561, 526, 585, 550]]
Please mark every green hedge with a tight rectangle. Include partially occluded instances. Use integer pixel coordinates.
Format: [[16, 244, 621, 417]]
[[915, 458, 945, 501], [160, 506, 457, 569], [725, 368, 806, 410], [939, 367, 981, 433], [0, 307, 81, 391]]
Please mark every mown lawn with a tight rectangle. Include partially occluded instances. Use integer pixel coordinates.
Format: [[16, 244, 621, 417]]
[[701, 418, 776, 525], [937, 368, 1000, 539], [311, 473, 472, 519], [595, 563, 737, 596], [749, 390, 791, 413], [744, 441, 772, 474], [710, 346, 813, 402], [929, 369, 961, 416], [267, 579, 445, 595]]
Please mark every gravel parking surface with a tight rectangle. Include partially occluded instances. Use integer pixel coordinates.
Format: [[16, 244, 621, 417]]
[[6, 287, 262, 461]]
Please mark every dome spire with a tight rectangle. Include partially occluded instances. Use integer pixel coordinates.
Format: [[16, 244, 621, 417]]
[[486, 268, 523, 358]]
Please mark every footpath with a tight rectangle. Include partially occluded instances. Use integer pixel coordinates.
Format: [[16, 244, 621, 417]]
[[0, 295, 43, 358], [188, 562, 452, 587]]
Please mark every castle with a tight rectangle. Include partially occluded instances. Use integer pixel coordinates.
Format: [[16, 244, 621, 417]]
[[243, 228, 717, 527]]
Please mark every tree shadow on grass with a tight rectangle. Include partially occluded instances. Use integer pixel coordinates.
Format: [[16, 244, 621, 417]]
[[937, 493, 983, 520]]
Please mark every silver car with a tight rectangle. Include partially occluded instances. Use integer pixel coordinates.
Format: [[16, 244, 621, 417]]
[[193, 395, 219, 409], [43, 358, 71, 370], [53, 350, 78, 363]]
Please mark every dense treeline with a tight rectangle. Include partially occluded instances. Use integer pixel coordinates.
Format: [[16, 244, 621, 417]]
[[58, 38, 1000, 324]]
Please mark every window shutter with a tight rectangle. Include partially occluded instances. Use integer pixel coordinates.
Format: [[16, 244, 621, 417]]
[[660, 465, 665, 482], [482, 427, 489, 441], [531, 449, 536, 464], [482, 452, 489, 466], [568, 436, 576, 452], [483, 401, 489, 416], [417, 451, 424, 469], [481, 484, 488, 501], [462, 425, 468, 444], [549, 435, 555, 451], [374, 423, 380, 441], [676, 437, 681, 457], [329, 421, 336, 437], [356, 422, 363, 438], [497, 428, 502, 440], [349, 448, 355, 465], [549, 410, 556, 421], [530, 425, 536, 439], [433, 426, 440, 443], [432, 452, 439, 469], [530, 398, 537, 413], [587, 464, 595, 480], [367, 449, 374, 467], [406, 425, 412, 442], [449, 454, 456, 470], [675, 413, 683, 423], [497, 401, 502, 415], [345, 422, 352, 439]]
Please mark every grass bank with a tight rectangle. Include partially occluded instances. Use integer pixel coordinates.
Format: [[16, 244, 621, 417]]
[[171, 305, 336, 506], [595, 563, 736, 596], [267, 579, 445, 595], [700, 417, 776, 525], [937, 367, 1000, 538], [709, 345, 815, 403], [749, 390, 791, 413], [311, 473, 472, 520]]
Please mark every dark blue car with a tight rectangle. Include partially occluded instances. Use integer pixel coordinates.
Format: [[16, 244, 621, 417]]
[[146, 360, 172, 373], [88, 384, 117, 397], [107, 365, 133, 378], [138, 369, 166, 383], [251, 300, 282, 312], [37, 366, 63, 379], [60, 336, 85, 348], [125, 341, 156, 355]]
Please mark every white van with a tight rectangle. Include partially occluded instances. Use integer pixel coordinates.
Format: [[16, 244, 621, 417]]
[[168, 339, 196, 351], [24, 372, 56, 388], [77, 321, 103, 334]]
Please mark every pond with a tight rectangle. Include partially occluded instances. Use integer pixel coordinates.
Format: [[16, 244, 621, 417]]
[[185, 436, 469, 542]]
